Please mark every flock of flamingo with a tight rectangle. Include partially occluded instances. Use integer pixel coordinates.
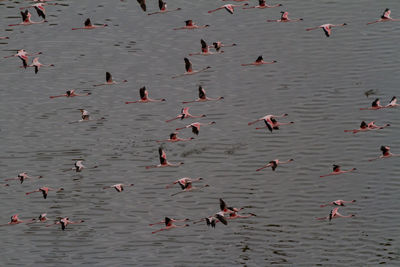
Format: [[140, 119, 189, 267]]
[[1, 0, 399, 234]]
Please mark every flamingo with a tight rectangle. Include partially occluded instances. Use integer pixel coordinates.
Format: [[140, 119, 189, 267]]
[[19, 3, 57, 19], [208, 3, 248, 14], [26, 187, 64, 199], [241, 55, 277, 66], [320, 165, 357, 178], [344, 121, 390, 134], [316, 207, 355, 221], [93, 72, 127, 87], [172, 58, 211, 78], [267, 11, 303, 22], [0, 214, 36, 226], [182, 86, 224, 104], [227, 211, 256, 219], [156, 132, 194, 143], [385, 96, 398, 108], [256, 159, 294, 171], [171, 181, 209, 196], [149, 217, 189, 226], [248, 113, 290, 132], [0, 37, 9, 40], [219, 198, 244, 215], [63, 160, 97, 172], [27, 57, 54, 74], [26, 213, 49, 224], [103, 183, 134, 192], [125, 86, 165, 104], [369, 146, 400, 161], [151, 217, 189, 234], [306, 23, 347, 37], [320, 200, 356, 208], [148, 0, 181, 15], [189, 39, 223, 56], [72, 18, 107, 30], [145, 147, 184, 169], [360, 98, 384, 110], [212, 41, 236, 52], [165, 177, 203, 189], [176, 121, 216, 135], [4, 49, 42, 68], [50, 89, 91, 99], [137, 0, 146, 11], [4, 172, 43, 184], [367, 8, 400, 25], [205, 212, 228, 228], [243, 0, 282, 9], [78, 109, 90, 121], [8, 10, 47, 26], [165, 107, 206, 123], [173, 20, 210, 30], [47, 217, 84, 230]]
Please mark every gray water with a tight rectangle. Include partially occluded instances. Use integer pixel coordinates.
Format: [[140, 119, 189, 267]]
[[1, 0, 400, 266]]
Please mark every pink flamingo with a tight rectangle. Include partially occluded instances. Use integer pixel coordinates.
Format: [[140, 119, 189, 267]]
[[4, 172, 43, 184], [26, 213, 49, 224], [171, 181, 209, 196], [316, 207, 355, 221], [360, 98, 384, 110], [166, 107, 206, 123], [182, 85, 224, 104], [173, 20, 209, 30], [344, 121, 390, 134], [93, 72, 127, 87], [248, 113, 291, 132], [241, 55, 277, 66], [63, 160, 97, 172], [50, 89, 91, 99], [172, 58, 211, 78], [176, 121, 216, 135], [149, 217, 189, 226], [26, 187, 64, 199], [125, 86, 165, 104], [4, 49, 42, 68], [208, 3, 248, 14], [47, 217, 84, 230], [189, 39, 223, 56], [212, 41, 236, 52], [369, 146, 400, 161], [19, 3, 57, 19], [156, 132, 194, 143], [227, 211, 256, 219], [219, 198, 244, 215], [243, 0, 282, 9], [8, 10, 47, 26], [367, 8, 400, 25], [0, 37, 9, 40], [151, 217, 190, 234], [267, 11, 303, 22], [145, 147, 184, 169], [165, 177, 203, 189], [320, 200, 356, 208], [306, 23, 347, 37], [320, 165, 357, 178], [72, 18, 107, 30], [103, 183, 134, 192], [148, 0, 181, 15], [256, 159, 294, 171], [205, 212, 228, 228], [137, 0, 146, 11], [27, 57, 54, 74], [0, 214, 36, 226], [385, 96, 398, 108]]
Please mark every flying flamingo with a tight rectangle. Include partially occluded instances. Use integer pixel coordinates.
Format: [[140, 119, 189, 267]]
[[205, 212, 228, 228], [0, 214, 36, 226], [72, 18, 107, 30], [208, 3, 248, 14], [68, 109, 104, 123], [103, 183, 134, 192], [385, 96, 398, 108], [267, 11, 303, 22], [0, 37, 9, 40], [1, 183, 9, 187], [145, 147, 184, 169], [26, 187, 64, 199], [63, 160, 97, 172], [227, 211, 256, 220], [248, 113, 290, 132], [172, 58, 211, 78], [367, 8, 400, 25], [4, 172, 43, 184], [219, 198, 244, 215], [176, 121, 216, 135], [149, 217, 189, 226], [8, 10, 47, 26], [212, 41, 236, 52], [306, 23, 347, 37], [188, 39, 223, 56], [93, 72, 127, 87], [19, 3, 57, 19], [171, 181, 209, 196], [4, 49, 42, 68], [368, 146, 400, 161], [50, 89, 91, 99], [256, 159, 294, 171], [241, 55, 277, 66], [151, 217, 190, 234], [182, 85, 224, 104], [360, 98, 384, 110], [344, 121, 390, 134], [173, 20, 210, 30], [243, 0, 282, 9], [156, 132, 194, 143], [26, 57, 54, 74], [165, 107, 206, 123], [125, 86, 165, 104], [316, 207, 355, 221], [137, 0, 146, 11], [165, 177, 203, 189], [148, 0, 181, 15], [319, 165, 357, 178], [47, 217, 84, 230], [26, 213, 48, 224], [320, 200, 356, 208]]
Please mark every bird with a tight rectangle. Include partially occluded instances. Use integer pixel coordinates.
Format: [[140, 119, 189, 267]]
[[241, 55, 277, 66], [27, 57, 54, 74], [8, 10, 47, 26], [72, 18, 107, 30], [208, 3, 248, 14], [320, 200, 356, 208], [173, 20, 210, 30], [151, 217, 190, 234], [145, 147, 184, 169], [172, 58, 211, 78], [148, 0, 181, 15], [227, 211, 256, 220], [243, 0, 282, 9], [63, 160, 96, 172], [0, 214, 36, 226], [50, 89, 91, 99], [267, 11, 303, 22], [367, 8, 400, 25], [25, 187, 64, 199], [385, 96, 398, 108], [4, 49, 42, 68], [368, 146, 400, 161], [256, 159, 294, 171], [103, 183, 134, 192], [47, 217, 84, 230], [156, 132, 194, 143], [248, 113, 291, 132], [182, 86, 224, 104], [176, 121, 216, 135], [137, 0, 146, 11], [219, 198, 244, 215], [125, 86, 166, 103], [78, 109, 90, 121], [205, 212, 228, 228], [0, 37, 9, 40], [344, 121, 390, 134], [165, 107, 206, 123], [165, 177, 203, 189], [212, 41, 236, 52], [171, 181, 209, 196], [93, 72, 127, 87], [319, 165, 357, 178], [306, 23, 347, 37], [4, 172, 43, 184], [188, 39, 223, 56], [19, 3, 57, 19], [316, 208, 355, 221]]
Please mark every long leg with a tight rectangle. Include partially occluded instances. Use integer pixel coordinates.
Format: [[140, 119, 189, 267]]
[[256, 164, 271, 172]]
